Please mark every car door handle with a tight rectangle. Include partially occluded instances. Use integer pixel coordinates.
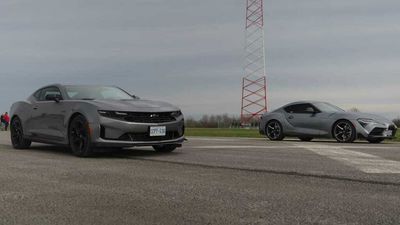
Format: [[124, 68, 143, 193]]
[[288, 115, 294, 119], [33, 106, 38, 110]]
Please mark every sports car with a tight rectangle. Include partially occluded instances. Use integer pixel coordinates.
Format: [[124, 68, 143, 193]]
[[10, 84, 185, 157], [259, 101, 397, 143]]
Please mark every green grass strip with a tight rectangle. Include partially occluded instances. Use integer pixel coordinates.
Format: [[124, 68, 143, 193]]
[[186, 128, 263, 138]]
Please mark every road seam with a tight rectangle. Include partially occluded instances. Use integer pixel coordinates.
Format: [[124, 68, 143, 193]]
[[128, 157, 400, 187]]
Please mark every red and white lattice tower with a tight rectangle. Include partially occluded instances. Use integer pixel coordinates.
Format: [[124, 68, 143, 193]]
[[240, 0, 268, 126]]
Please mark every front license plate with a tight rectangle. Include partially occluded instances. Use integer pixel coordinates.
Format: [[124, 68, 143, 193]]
[[149, 126, 166, 137], [383, 130, 393, 137]]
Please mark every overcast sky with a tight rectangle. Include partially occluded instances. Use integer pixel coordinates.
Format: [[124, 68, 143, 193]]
[[1, 0, 399, 119]]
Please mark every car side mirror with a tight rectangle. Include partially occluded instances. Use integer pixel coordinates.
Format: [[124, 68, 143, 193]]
[[45, 94, 62, 103]]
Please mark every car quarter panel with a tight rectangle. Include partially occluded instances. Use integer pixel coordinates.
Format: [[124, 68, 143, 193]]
[[260, 110, 296, 135], [10, 101, 33, 135]]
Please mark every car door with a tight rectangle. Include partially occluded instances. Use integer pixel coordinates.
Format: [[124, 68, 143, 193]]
[[283, 103, 323, 136], [30, 87, 66, 141]]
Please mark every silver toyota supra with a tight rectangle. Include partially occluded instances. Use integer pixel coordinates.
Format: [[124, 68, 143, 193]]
[[259, 101, 397, 143], [10, 84, 185, 157]]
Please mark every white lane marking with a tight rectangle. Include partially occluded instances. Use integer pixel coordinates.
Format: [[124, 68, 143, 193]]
[[332, 146, 399, 150], [192, 145, 399, 150], [296, 144, 400, 174], [193, 146, 290, 149], [187, 137, 264, 141]]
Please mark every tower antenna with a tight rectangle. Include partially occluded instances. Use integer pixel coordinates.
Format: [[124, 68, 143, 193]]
[[240, 0, 268, 126]]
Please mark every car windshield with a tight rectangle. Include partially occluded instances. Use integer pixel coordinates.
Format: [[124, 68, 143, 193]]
[[313, 102, 345, 113], [65, 86, 135, 100]]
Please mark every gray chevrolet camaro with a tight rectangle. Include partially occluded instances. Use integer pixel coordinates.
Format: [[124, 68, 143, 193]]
[[259, 101, 397, 143], [10, 84, 185, 157]]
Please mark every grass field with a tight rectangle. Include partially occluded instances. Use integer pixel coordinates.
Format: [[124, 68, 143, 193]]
[[186, 128, 400, 141]]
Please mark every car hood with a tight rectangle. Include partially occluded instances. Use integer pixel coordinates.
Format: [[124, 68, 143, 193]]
[[333, 112, 394, 125], [88, 99, 180, 112]]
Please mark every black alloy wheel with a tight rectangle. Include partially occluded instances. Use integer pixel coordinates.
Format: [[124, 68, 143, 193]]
[[69, 115, 93, 157], [333, 120, 356, 143], [266, 120, 285, 141]]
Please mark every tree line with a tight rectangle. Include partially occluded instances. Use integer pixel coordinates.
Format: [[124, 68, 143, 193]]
[[394, 118, 400, 127], [185, 114, 260, 128]]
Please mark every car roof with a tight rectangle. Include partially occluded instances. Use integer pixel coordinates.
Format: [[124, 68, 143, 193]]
[[33, 84, 63, 92], [281, 101, 327, 108], [32, 84, 123, 96], [37, 84, 119, 90]]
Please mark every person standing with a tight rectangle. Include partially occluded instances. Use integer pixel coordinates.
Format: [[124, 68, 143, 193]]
[[3, 112, 10, 131], [0, 114, 3, 131]]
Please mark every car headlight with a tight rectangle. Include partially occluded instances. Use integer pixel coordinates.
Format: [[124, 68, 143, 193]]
[[171, 111, 182, 118], [98, 110, 112, 117], [357, 118, 377, 128], [98, 110, 128, 117]]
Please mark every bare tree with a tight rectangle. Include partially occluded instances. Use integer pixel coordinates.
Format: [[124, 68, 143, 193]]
[[348, 107, 360, 112], [185, 114, 244, 128], [393, 118, 400, 127]]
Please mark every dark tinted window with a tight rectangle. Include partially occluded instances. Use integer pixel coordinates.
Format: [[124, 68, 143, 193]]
[[313, 102, 344, 113], [65, 86, 134, 100], [284, 104, 316, 114], [33, 89, 42, 100], [39, 87, 62, 101]]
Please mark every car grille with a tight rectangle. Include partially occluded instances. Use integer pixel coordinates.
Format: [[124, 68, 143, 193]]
[[118, 131, 182, 142], [369, 128, 385, 136], [106, 112, 176, 123], [369, 126, 397, 136]]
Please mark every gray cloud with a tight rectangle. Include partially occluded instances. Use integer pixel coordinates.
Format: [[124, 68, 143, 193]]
[[0, 0, 399, 119]]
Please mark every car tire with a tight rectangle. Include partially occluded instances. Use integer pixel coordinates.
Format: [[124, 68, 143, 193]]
[[69, 115, 93, 157], [298, 137, 313, 142], [333, 120, 356, 143], [265, 120, 285, 141], [153, 145, 177, 153], [10, 117, 32, 149], [367, 138, 384, 144]]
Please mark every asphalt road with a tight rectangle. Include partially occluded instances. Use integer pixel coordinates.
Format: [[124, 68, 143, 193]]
[[1, 132, 400, 225]]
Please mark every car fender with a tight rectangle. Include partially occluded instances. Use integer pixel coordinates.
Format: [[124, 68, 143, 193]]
[[324, 113, 359, 137], [57, 101, 102, 143], [63, 101, 101, 126]]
